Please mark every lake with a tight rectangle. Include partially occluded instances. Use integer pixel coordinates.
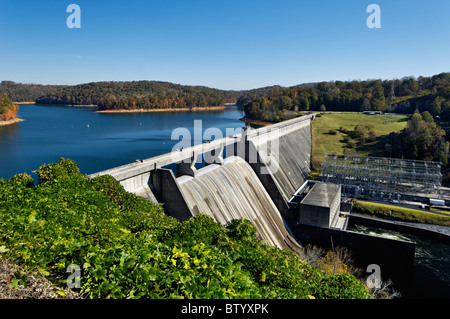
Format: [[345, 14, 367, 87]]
[[0, 104, 246, 180]]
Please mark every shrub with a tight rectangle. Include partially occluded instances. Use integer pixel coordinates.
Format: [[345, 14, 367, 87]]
[[226, 218, 257, 242], [161, 213, 229, 247], [10, 173, 34, 188], [342, 135, 351, 143], [346, 141, 356, 149], [35, 157, 80, 184]]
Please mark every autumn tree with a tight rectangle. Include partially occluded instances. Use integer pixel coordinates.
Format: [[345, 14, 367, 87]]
[[0, 94, 19, 121], [384, 112, 449, 167]]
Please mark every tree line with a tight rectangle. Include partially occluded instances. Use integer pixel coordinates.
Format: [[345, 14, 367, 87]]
[[34, 81, 241, 110], [4, 73, 448, 116], [0, 81, 65, 102], [383, 111, 449, 167], [240, 72, 450, 122], [0, 80, 242, 110]]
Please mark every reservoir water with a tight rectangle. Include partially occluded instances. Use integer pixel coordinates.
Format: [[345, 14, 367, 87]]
[[0, 104, 246, 180]]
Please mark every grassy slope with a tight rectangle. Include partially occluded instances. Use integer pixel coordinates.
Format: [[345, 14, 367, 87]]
[[311, 113, 408, 169], [353, 200, 450, 226]]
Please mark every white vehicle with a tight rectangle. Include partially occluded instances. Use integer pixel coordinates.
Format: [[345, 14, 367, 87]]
[[429, 198, 445, 206]]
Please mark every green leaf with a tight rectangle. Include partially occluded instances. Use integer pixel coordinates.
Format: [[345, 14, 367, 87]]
[[9, 278, 19, 289], [0, 246, 9, 253]]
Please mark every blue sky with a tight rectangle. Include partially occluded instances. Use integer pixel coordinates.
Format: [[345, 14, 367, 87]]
[[0, 0, 449, 90]]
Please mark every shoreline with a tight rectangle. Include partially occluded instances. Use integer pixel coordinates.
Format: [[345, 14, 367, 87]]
[[62, 104, 97, 107], [95, 106, 226, 113], [17, 102, 98, 107], [239, 117, 274, 127], [39, 104, 98, 107], [0, 118, 24, 126]]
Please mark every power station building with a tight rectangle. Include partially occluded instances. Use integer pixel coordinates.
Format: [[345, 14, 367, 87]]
[[298, 182, 342, 228]]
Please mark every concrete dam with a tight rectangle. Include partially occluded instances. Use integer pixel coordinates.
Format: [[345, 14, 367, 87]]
[[90, 114, 314, 253], [90, 113, 450, 295], [90, 113, 421, 292]]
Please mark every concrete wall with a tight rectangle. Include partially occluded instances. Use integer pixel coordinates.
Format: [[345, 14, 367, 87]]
[[152, 168, 193, 221], [329, 187, 341, 227], [299, 204, 330, 228], [294, 223, 416, 292], [298, 182, 341, 228], [247, 115, 312, 202]]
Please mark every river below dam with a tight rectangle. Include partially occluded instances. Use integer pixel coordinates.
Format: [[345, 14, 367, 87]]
[[0, 104, 246, 180], [348, 224, 450, 298]]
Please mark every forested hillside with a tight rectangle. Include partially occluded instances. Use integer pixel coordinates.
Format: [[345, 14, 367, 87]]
[[0, 94, 19, 121], [4, 73, 449, 115], [34, 81, 241, 110], [241, 72, 450, 122], [0, 81, 65, 102]]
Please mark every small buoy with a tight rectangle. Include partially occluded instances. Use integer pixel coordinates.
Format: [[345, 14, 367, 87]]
[[86, 124, 90, 128]]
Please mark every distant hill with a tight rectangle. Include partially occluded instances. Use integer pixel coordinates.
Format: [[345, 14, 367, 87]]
[[0, 80, 286, 110], [0, 81, 66, 102], [235, 85, 284, 107], [33, 81, 245, 110], [4, 73, 448, 115], [242, 72, 450, 122]]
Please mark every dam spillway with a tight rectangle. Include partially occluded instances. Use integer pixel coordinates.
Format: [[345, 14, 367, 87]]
[[177, 156, 301, 252], [245, 116, 312, 227], [90, 114, 315, 254], [247, 114, 311, 202]]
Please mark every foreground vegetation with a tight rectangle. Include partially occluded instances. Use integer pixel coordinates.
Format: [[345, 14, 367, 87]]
[[0, 158, 371, 299], [353, 201, 450, 227]]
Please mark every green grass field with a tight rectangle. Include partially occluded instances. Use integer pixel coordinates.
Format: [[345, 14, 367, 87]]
[[311, 113, 408, 169]]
